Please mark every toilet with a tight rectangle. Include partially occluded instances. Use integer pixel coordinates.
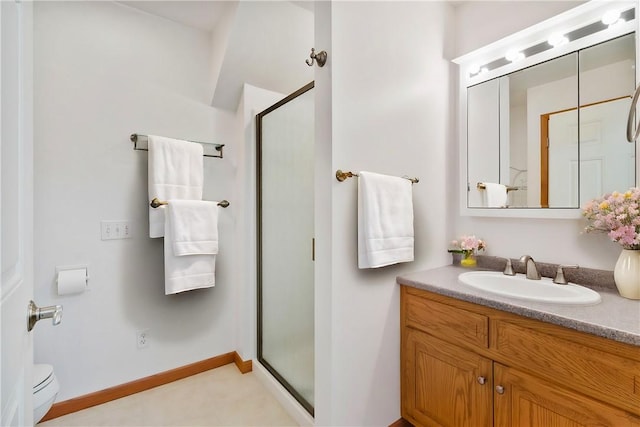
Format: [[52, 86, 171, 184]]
[[33, 364, 59, 424]]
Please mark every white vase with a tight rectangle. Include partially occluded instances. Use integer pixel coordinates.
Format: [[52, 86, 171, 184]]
[[613, 249, 640, 300]]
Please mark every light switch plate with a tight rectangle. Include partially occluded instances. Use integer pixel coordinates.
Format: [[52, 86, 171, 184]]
[[100, 221, 132, 240]]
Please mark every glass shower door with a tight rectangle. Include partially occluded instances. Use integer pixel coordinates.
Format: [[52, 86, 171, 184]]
[[257, 82, 314, 415]]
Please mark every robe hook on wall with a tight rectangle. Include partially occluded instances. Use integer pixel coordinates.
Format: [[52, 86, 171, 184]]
[[306, 48, 327, 67]]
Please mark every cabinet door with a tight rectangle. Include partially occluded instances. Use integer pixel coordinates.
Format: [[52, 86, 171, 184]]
[[403, 328, 492, 427], [494, 363, 640, 427]]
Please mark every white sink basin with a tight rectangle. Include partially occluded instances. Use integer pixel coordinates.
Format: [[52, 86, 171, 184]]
[[458, 271, 601, 305]]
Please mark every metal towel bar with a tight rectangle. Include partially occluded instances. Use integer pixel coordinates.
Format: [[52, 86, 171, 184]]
[[150, 198, 230, 209], [477, 182, 520, 192], [131, 133, 225, 158], [335, 169, 419, 184]]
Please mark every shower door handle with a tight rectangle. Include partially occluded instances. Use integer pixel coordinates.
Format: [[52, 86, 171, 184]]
[[312, 238, 315, 261]]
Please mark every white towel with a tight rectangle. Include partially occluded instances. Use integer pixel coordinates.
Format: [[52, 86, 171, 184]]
[[483, 182, 508, 208], [164, 206, 216, 295], [358, 171, 414, 269], [167, 200, 218, 256], [148, 135, 204, 238]]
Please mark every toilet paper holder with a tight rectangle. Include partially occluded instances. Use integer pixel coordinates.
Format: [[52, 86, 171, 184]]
[[56, 265, 89, 295], [27, 300, 63, 332]]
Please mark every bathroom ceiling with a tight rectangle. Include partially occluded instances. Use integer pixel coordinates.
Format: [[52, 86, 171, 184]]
[[120, 0, 462, 33], [116, 1, 468, 111], [119, 1, 314, 111], [117, 1, 235, 32]]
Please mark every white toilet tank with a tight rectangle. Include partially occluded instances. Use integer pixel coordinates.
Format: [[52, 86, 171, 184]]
[[33, 364, 59, 424]]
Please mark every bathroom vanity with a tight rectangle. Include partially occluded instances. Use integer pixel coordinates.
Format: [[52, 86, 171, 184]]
[[397, 266, 640, 427]]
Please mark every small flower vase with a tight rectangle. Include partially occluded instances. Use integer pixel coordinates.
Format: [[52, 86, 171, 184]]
[[614, 249, 640, 300], [460, 252, 477, 268], [451, 252, 462, 266]]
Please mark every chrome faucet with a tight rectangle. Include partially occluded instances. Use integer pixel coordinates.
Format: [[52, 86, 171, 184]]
[[519, 255, 541, 280], [502, 258, 515, 276], [553, 265, 579, 285]]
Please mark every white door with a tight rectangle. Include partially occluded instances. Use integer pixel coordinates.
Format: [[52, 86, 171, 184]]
[[549, 98, 635, 207], [548, 109, 579, 207], [578, 98, 635, 204], [1, 1, 35, 426]]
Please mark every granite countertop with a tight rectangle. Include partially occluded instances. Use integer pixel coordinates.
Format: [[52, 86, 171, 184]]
[[396, 265, 640, 347]]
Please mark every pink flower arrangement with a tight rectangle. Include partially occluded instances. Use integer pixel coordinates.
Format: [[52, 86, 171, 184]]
[[448, 235, 487, 256], [582, 187, 640, 250]]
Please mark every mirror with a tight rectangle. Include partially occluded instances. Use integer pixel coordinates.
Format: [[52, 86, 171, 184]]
[[454, 1, 639, 217], [467, 33, 636, 210]]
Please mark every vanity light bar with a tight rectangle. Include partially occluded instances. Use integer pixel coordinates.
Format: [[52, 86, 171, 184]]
[[468, 7, 635, 78], [602, 10, 622, 26], [548, 33, 569, 47], [505, 49, 525, 62]]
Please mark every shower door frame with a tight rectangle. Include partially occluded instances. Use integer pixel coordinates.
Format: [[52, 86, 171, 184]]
[[256, 81, 315, 416]]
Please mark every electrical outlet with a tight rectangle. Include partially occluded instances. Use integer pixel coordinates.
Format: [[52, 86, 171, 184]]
[[136, 329, 149, 349]]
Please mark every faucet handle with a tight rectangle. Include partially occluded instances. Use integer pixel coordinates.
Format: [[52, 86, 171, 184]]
[[553, 265, 579, 285], [503, 258, 515, 276]]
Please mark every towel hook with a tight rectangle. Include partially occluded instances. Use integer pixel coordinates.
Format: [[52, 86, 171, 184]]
[[306, 48, 327, 67]]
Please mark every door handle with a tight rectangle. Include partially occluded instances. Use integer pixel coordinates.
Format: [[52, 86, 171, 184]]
[[27, 300, 63, 332]]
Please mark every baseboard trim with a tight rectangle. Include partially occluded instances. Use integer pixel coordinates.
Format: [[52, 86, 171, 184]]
[[41, 351, 252, 422], [234, 351, 253, 373]]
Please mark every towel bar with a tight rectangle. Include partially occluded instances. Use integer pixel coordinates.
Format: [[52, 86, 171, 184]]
[[150, 198, 230, 209], [335, 169, 419, 184], [131, 134, 225, 158], [476, 182, 519, 192]]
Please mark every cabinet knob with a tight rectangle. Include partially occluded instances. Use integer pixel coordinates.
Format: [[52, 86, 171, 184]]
[[477, 376, 487, 385], [495, 385, 505, 394]]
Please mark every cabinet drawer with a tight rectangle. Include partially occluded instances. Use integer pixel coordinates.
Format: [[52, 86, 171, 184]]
[[492, 319, 640, 416], [405, 292, 488, 349]]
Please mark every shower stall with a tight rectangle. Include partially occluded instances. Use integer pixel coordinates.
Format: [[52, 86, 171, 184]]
[[256, 82, 315, 415]]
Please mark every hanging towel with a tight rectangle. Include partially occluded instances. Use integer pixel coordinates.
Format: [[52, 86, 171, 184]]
[[358, 171, 414, 269], [148, 135, 204, 238], [164, 203, 216, 295], [166, 200, 219, 256], [483, 182, 508, 208]]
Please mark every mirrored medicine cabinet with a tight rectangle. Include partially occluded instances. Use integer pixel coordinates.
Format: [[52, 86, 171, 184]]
[[453, 1, 639, 218]]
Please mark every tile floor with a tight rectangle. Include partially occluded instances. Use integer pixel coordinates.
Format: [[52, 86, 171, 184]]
[[38, 364, 298, 426]]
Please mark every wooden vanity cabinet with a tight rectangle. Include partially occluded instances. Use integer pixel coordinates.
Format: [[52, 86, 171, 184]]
[[404, 328, 492, 426], [400, 286, 640, 427], [494, 363, 640, 427]]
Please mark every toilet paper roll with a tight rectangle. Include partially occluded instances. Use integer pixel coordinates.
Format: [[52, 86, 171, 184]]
[[57, 268, 87, 295]]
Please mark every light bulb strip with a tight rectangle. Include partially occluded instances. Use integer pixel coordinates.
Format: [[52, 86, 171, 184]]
[[468, 7, 634, 78]]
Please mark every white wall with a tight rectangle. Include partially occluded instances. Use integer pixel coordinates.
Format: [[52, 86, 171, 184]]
[[212, 1, 314, 111], [315, 2, 454, 424], [454, 1, 585, 55], [313, 2, 333, 423], [452, 1, 621, 270], [233, 83, 284, 363], [33, 2, 237, 401], [208, 2, 239, 104]]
